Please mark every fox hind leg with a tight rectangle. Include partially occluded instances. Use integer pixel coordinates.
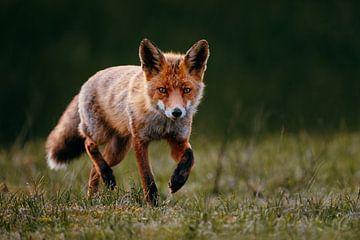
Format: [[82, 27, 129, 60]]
[[103, 135, 131, 167], [87, 135, 131, 196], [85, 138, 116, 194], [87, 165, 100, 197]]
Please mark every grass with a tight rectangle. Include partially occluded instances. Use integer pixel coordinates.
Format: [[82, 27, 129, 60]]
[[1, 131, 360, 239]]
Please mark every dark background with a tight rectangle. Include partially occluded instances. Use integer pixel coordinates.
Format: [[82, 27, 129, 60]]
[[1, 1, 359, 145]]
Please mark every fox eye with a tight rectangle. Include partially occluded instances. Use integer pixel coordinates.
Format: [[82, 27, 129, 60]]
[[183, 88, 191, 94], [158, 87, 167, 94]]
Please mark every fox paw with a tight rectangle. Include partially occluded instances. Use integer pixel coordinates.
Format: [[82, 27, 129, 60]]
[[169, 171, 189, 194], [146, 184, 158, 206], [100, 167, 116, 190]]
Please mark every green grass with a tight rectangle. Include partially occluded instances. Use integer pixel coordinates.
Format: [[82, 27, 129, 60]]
[[1, 131, 360, 239]]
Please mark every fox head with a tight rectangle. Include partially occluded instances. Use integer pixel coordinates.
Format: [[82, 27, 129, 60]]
[[139, 39, 210, 119]]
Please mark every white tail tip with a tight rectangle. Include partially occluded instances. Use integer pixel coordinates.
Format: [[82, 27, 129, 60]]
[[47, 152, 67, 170]]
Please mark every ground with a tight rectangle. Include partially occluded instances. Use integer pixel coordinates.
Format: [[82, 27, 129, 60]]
[[1, 131, 360, 239]]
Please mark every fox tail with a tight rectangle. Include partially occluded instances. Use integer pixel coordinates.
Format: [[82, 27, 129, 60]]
[[45, 95, 85, 169]]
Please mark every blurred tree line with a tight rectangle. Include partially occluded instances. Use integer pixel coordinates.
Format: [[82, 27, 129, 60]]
[[1, 0, 359, 145]]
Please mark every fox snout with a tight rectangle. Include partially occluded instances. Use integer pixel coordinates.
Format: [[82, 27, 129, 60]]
[[171, 108, 183, 118], [165, 106, 186, 119], [157, 100, 187, 119]]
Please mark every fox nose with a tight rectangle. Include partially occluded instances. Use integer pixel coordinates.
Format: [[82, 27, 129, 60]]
[[172, 108, 182, 118]]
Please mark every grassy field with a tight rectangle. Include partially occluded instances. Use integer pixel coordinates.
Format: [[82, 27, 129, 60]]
[[1, 131, 360, 239]]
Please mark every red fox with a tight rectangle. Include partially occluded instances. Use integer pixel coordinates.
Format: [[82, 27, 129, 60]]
[[46, 39, 210, 205]]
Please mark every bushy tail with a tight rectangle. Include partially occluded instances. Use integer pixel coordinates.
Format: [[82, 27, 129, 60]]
[[46, 95, 85, 169]]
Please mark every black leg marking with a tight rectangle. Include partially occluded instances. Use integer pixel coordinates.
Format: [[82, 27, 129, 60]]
[[100, 165, 116, 190], [147, 181, 158, 206], [169, 148, 194, 193]]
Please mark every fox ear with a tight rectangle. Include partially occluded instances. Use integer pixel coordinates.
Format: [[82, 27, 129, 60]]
[[184, 40, 210, 78], [139, 39, 165, 78]]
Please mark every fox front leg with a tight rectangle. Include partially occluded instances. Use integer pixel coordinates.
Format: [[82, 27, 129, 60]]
[[167, 139, 194, 193], [132, 138, 158, 206]]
